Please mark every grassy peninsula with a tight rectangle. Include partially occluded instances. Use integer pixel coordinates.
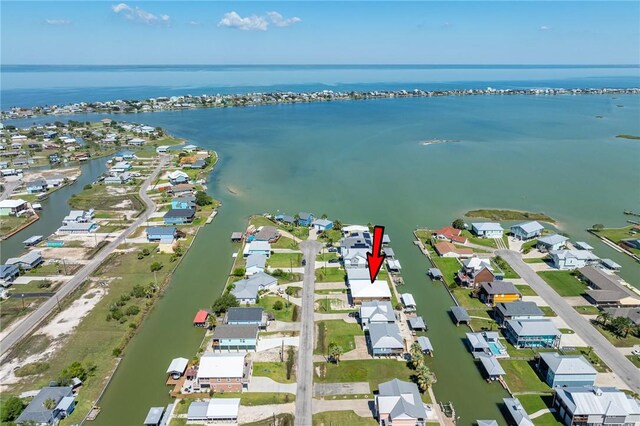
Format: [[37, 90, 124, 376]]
[[616, 134, 640, 140], [465, 209, 555, 223]]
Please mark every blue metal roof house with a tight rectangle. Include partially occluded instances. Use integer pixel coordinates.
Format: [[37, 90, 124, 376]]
[[510, 221, 545, 240], [311, 218, 333, 232], [146, 226, 177, 244], [15, 386, 75, 425], [0, 264, 20, 285], [536, 352, 597, 388], [171, 197, 196, 210], [297, 212, 314, 227], [26, 179, 48, 194], [504, 319, 560, 349], [163, 209, 195, 225]]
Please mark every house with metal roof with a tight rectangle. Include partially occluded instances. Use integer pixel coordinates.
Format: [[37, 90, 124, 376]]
[[375, 379, 428, 426], [347, 268, 370, 286], [146, 226, 177, 244], [504, 319, 560, 349], [166, 357, 189, 380], [168, 170, 189, 184], [195, 353, 250, 393], [187, 398, 240, 422], [26, 179, 48, 193], [242, 241, 271, 258], [297, 211, 314, 226], [246, 254, 267, 276], [476, 353, 505, 381], [0, 199, 28, 216], [104, 172, 132, 184], [15, 386, 75, 425], [537, 234, 569, 252], [451, 306, 470, 325], [510, 221, 544, 240], [57, 221, 99, 234], [494, 301, 544, 325], [253, 226, 280, 242], [163, 208, 195, 225], [479, 281, 521, 306], [471, 222, 504, 238], [536, 352, 597, 388], [230, 273, 277, 304], [225, 307, 265, 326], [0, 264, 20, 285], [171, 196, 196, 210], [580, 266, 640, 307], [350, 280, 392, 304], [212, 324, 259, 351], [368, 322, 404, 356], [6, 251, 44, 270], [550, 249, 600, 270], [311, 218, 333, 232], [360, 301, 396, 330], [553, 386, 640, 425], [503, 398, 534, 426]]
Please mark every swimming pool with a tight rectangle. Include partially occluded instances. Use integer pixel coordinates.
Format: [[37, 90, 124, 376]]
[[488, 342, 503, 356]]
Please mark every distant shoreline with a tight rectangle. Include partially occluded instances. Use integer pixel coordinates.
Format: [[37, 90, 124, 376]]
[[2, 86, 639, 120], [464, 209, 556, 223]]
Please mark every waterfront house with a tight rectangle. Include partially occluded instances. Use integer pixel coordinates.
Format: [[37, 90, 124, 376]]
[[128, 137, 145, 146], [182, 159, 205, 169], [156, 145, 170, 154], [195, 353, 251, 392], [510, 221, 544, 240], [350, 280, 392, 304], [368, 322, 404, 356], [275, 214, 295, 225], [537, 234, 569, 252], [0, 264, 20, 286], [245, 254, 267, 276], [347, 268, 370, 286], [26, 179, 48, 194], [476, 353, 506, 381], [417, 336, 434, 356], [494, 301, 543, 325], [0, 161, 8, 169], [187, 399, 240, 423], [119, 150, 136, 160], [104, 172, 132, 184], [579, 266, 640, 307], [6, 251, 44, 270], [504, 319, 560, 349], [168, 184, 195, 197], [503, 398, 534, 426], [230, 272, 277, 304], [146, 226, 177, 244], [434, 241, 473, 258], [553, 387, 640, 425], [15, 386, 75, 425], [433, 226, 468, 244], [171, 196, 196, 210], [242, 241, 271, 258], [57, 222, 99, 234], [110, 161, 132, 173], [166, 357, 188, 380], [343, 249, 368, 269], [311, 218, 333, 232], [0, 199, 28, 216], [359, 301, 396, 330], [536, 352, 597, 388], [457, 257, 496, 288], [163, 209, 195, 225], [168, 170, 189, 185], [375, 379, 427, 426], [297, 211, 314, 226], [225, 307, 265, 326], [63, 209, 94, 225], [192, 310, 209, 327], [253, 226, 280, 242], [479, 281, 521, 306], [471, 222, 504, 238], [182, 144, 198, 152], [45, 175, 65, 188], [466, 331, 507, 358], [550, 249, 600, 270], [212, 324, 259, 351]]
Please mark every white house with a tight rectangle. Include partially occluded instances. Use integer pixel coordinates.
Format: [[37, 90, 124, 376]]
[[537, 234, 569, 252], [242, 241, 271, 258], [350, 280, 391, 304], [471, 222, 504, 238], [245, 254, 267, 276], [550, 250, 600, 270], [510, 221, 544, 240]]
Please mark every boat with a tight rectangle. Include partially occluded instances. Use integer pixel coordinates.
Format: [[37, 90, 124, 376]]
[[32, 203, 42, 210]]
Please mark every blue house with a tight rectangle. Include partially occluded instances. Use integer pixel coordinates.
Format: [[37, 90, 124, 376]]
[[275, 214, 295, 224], [471, 222, 504, 238], [163, 209, 195, 225], [510, 221, 545, 240], [168, 171, 189, 185], [537, 352, 597, 388], [504, 319, 560, 349], [368, 322, 404, 356], [146, 226, 177, 243], [15, 386, 75, 425], [297, 212, 314, 227], [171, 197, 196, 210], [0, 264, 20, 284], [26, 179, 48, 194], [225, 307, 264, 326], [311, 218, 333, 232], [212, 324, 259, 351]]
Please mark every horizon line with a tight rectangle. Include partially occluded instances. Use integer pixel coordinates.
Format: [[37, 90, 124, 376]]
[[3, 63, 640, 67]]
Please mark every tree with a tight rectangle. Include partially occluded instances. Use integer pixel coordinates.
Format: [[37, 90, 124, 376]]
[[150, 262, 163, 272], [410, 342, 424, 369], [273, 300, 284, 311], [321, 213, 328, 219], [131, 285, 146, 298], [414, 364, 434, 392], [207, 315, 217, 330], [125, 305, 140, 316], [333, 220, 343, 231], [452, 218, 465, 230], [212, 293, 239, 315], [596, 311, 612, 327], [1, 396, 25, 422], [43, 397, 57, 410], [591, 224, 605, 231], [328, 342, 343, 365], [611, 316, 635, 338], [195, 190, 214, 206], [233, 267, 246, 277]]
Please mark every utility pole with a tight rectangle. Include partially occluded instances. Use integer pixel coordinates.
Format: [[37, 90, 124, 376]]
[[61, 258, 68, 275], [56, 295, 62, 311]]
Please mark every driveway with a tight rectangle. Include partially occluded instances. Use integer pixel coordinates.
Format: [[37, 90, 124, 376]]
[[313, 382, 371, 396], [249, 376, 297, 394], [257, 337, 300, 352], [312, 399, 373, 417], [497, 249, 640, 393]]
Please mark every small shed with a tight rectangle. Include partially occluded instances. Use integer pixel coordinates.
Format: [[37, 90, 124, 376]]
[[143, 406, 165, 426], [451, 306, 470, 325], [231, 232, 243, 242], [193, 310, 209, 327], [417, 336, 434, 356], [408, 316, 427, 331], [428, 268, 443, 280], [166, 357, 189, 380]]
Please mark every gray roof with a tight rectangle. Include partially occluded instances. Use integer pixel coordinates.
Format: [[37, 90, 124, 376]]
[[378, 379, 427, 421], [472, 222, 504, 232], [574, 241, 594, 250], [6, 250, 42, 266], [477, 353, 505, 376], [254, 226, 279, 241], [383, 247, 395, 258], [477, 421, 498, 426], [555, 386, 640, 416], [226, 307, 263, 323], [481, 281, 520, 295], [417, 336, 433, 352], [144, 407, 165, 425], [511, 221, 544, 234], [451, 306, 470, 322], [187, 401, 208, 419], [164, 208, 195, 219], [27, 179, 47, 187], [408, 316, 426, 330], [312, 218, 332, 227], [369, 322, 403, 349], [601, 259, 622, 270], [298, 211, 312, 219], [580, 266, 640, 303], [503, 398, 534, 426], [428, 268, 443, 278], [496, 301, 543, 318], [146, 226, 177, 236], [604, 307, 640, 325], [360, 301, 395, 323], [213, 324, 259, 339], [506, 319, 560, 337], [16, 386, 73, 424], [466, 332, 489, 350], [539, 352, 597, 376], [246, 254, 267, 270], [537, 234, 569, 246]]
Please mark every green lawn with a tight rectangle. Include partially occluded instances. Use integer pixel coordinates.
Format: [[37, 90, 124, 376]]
[[501, 360, 552, 393], [524, 257, 547, 263], [430, 257, 461, 286], [318, 229, 343, 244], [243, 414, 294, 426], [591, 321, 640, 347], [315, 320, 361, 354], [540, 306, 557, 317], [252, 361, 296, 383], [257, 295, 297, 322], [460, 230, 498, 248], [574, 305, 601, 315], [593, 226, 640, 255], [0, 215, 33, 238], [315, 267, 346, 283], [316, 298, 355, 314], [314, 359, 413, 389], [538, 271, 587, 297], [521, 239, 539, 254], [534, 413, 563, 426], [268, 252, 303, 268], [450, 287, 488, 310], [313, 411, 377, 426], [516, 394, 554, 414], [215, 392, 295, 405], [626, 355, 640, 368], [515, 285, 538, 296], [493, 256, 520, 279], [465, 209, 554, 223], [68, 183, 144, 212], [316, 252, 338, 262], [272, 236, 299, 249]]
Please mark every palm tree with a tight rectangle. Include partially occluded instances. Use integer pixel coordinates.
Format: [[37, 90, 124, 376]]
[[410, 342, 424, 369], [333, 220, 343, 231], [415, 365, 434, 392], [207, 315, 217, 330], [620, 317, 635, 338], [43, 397, 57, 410], [596, 311, 612, 327], [321, 213, 328, 220], [328, 342, 343, 365]]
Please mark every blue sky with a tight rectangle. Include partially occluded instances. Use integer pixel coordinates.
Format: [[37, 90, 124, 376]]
[[2, 1, 639, 65]]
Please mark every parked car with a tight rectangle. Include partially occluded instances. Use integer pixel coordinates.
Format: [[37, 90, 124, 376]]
[[328, 258, 339, 264], [632, 349, 640, 356], [327, 247, 338, 252], [278, 288, 284, 294]]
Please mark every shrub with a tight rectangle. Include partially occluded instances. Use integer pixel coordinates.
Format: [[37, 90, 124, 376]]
[[273, 300, 284, 311], [15, 362, 50, 377], [111, 309, 124, 320], [83, 184, 92, 190], [233, 267, 246, 277], [125, 305, 140, 316], [131, 285, 146, 298], [150, 262, 163, 272], [212, 293, 239, 315], [112, 347, 122, 357], [38, 280, 52, 289], [1, 396, 25, 422]]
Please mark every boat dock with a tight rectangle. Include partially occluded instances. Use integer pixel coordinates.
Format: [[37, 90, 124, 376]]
[[205, 210, 218, 224]]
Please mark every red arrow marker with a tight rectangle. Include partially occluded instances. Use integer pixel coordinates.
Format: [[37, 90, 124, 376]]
[[366, 225, 386, 283]]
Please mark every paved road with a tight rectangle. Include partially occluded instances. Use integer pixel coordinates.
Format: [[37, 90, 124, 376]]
[[0, 155, 169, 358], [294, 238, 322, 426], [0, 180, 20, 202], [498, 249, 640, 393]]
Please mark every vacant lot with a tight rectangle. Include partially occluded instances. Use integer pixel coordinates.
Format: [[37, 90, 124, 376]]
[[538, 271, 587, 297], [315, 320, 361, 354], [313, 411, 377, 426], [501, 360, 552, 393], [314, 359, 413, 389]]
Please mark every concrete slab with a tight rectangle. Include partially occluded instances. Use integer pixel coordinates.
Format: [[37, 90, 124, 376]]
[[313, 382, 371, 396], [257, 337, 299, 352]]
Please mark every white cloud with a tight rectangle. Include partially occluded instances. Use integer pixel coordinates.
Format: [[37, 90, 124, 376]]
[[189, 21, 200, 26], [45, 19, 71, 26], [266, 11, 301, 28], [112, 3, 170, 25], [218, 11, 301, 31], [218, 11, 268, 31], [539, 25, 552, 31]]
